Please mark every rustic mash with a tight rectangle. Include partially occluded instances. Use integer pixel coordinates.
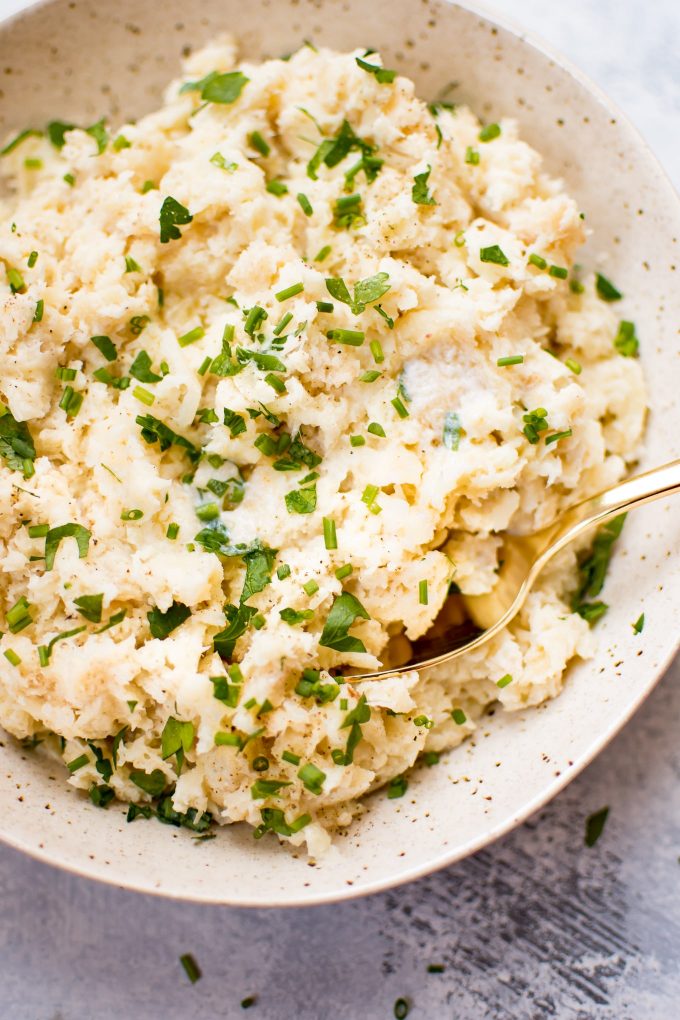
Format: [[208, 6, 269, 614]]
[[0, 40, 644, 853]]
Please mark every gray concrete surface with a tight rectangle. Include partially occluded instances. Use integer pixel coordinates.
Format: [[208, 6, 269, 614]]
[[0, 0, 678, 1017]]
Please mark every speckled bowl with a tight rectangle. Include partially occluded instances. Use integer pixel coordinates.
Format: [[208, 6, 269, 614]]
[[0, 0, 678, 906]]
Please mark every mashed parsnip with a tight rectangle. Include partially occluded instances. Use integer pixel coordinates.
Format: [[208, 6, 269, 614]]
[[0, 40, 645, 854]]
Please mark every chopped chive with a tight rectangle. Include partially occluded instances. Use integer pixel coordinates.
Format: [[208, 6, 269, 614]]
[[28, 523, 49, 538], [179, 954, 201, 984], [632, 612, 645, 634], [303, 579, 319, 596], [367, 422, 386, 437], [276, 564, 291, 580], [112, 134, 131, 151], [121, 509, 143, 521], [391, 396, 409, 419], [63, 173, 75, 186], [196, 502, 220, 522], [314, 245, 331, 262], [266, 178, 288, 196], [273, 311, 293, 335], [370, 339, 384, 364], [133, 386, 155, 406], [465, 146, 480, 165], [166, 523, 179, 539], [244, 305, 267, 335], [418, 580, 428, 605], [360, 370, 381, 382], [570, 278, 585, 294], [33, 299, 44, 322], [565, 357, 582, 374], [323, 517, 337, 550], [479, 122, 501, 141], [545, 428, 572, 446], [335, 563, 353, 580], [91, 335, 117, 361], [297, 193, 313, 216], [387, 775, 408, 799], [197, 356, 212, 376], [55, 366, 77, 381], [177, 326, 205, 348], [67, 753, 89, 773], [496, 673, 513, 688], [454, 230, 466, 248], [282, 750, 301, 765], [327, 328, 364, 345], [452, 708, 467, 725], [315, 301, 333, 313], [528, 253, 547, 269], [3, 649, 21, 666], [249, 131, 270, 156], [59, 386, 83, 418], [497, 355, 524, 367], [27, 251, 38, 268], [7, 266, 25, 293], [549, 265, 568, 279], [349, 435, 365, 447], [362, 483, 379, 505], [298, 762, 326, 794], [275, 282, 304, 302]]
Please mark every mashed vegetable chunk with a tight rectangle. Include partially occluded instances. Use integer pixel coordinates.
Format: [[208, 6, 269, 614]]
[[0, 40, 645, 854]]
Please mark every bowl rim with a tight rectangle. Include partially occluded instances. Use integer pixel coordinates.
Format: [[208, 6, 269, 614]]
[[0, 0, 679, 908]]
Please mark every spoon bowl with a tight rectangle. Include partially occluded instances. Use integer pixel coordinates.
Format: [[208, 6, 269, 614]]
[[352, 459, 680, 679]]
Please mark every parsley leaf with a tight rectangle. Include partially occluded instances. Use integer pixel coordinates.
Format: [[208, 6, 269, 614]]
[[46, 120, 75, 149], [44, 523, 91, 571], [285, 485, 317, 515], [223, 408, 247, 437], [0, 407, 36, 474], [355, 56, 396, 84], [130, 769, 167, 797], [159, 196, 193, 244], [241, 546, 277, 603], [614, 320, 639, 357], [319, 590, 370, 653], [307, 119, 375, 180], [595, 273, 622, 302], [480, 244, 510, 266], [161, 716, 195, 772], [412, 166, 436, 205], [85, 118, 108, 154], [73, 593, 103, 623], [91, 335, 117, 362], [147, 601, 191, 639], [325, 271, 390, 315], [213, 603, 257, 658], [194, 521, 260, 558], [181, 70, 249, 104], [130, 350, 162, 382]]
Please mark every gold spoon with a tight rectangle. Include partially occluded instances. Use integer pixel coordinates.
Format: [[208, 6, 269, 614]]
[[351, 459, 680, 680]]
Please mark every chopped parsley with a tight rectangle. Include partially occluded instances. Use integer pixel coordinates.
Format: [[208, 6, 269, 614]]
[[73, 593, 103, 623], [480, 245, 510, 266], [159, 196, 193, 244], [130, 768, 167, 797], [161, 717, 195, 772], [412, 166, 436, 206], [285, 484, 317, 514], [136, 414, 200, 462], [585, 806, 609, 847], [91, 335, 117, 362], [387, 775, 408, 799], [595, 273, 622, 301], [355, 56, 396, 83], [44, 523, 91, 571], [0, 406, 36, 476], [280, 607, 314, 626], [319, 590, 370, 654], [325, 272, 390, 314], [181, 70, 249, 104], [614, 320, 639, 357], [147, 601, 191, 639], [130, 350, 162, 382]]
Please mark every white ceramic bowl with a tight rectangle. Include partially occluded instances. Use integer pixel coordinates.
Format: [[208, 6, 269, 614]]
[[0, 0, 678, 906]]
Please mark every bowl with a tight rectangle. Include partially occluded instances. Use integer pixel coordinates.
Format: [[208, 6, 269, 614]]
[[0, 0, 678, 906]]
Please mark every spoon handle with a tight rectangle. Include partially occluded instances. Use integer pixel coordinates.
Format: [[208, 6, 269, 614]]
[[536, 457, 680, 566]]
